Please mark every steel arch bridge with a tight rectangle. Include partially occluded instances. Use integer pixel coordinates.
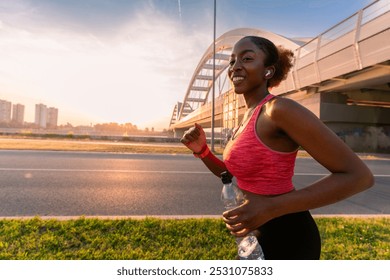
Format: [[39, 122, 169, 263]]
[[169, 0, 390, 152], [168, 27, 302, 128]]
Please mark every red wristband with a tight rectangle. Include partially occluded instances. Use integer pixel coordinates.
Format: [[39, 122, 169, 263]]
[[193, 145, 210, 159]]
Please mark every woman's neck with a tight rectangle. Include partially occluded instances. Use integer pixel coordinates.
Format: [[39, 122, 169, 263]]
[[244, 90, 270, 109]]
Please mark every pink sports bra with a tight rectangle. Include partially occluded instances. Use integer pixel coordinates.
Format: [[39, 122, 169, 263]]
[[223, 94, 297, 195]]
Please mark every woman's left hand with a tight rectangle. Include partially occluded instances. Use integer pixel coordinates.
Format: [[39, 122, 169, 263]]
[[222, 192, 276, 237]]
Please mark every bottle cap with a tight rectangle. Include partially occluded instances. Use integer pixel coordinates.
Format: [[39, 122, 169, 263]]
[[221, 171, 233, 184]]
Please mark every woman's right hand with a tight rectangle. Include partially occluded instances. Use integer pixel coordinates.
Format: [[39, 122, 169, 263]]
[[180, 123, 207, 153]]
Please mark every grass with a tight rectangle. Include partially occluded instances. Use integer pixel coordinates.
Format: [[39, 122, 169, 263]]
[[0, 217, 388, 260], [316, 217, 390, 260]]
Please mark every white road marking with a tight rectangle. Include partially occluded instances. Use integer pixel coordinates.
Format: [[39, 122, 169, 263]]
[[0, 168, 210, 174], [0, 168, 388, 177]]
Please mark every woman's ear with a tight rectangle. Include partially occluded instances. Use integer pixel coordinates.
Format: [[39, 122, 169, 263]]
[[264, 66, 275, 78]]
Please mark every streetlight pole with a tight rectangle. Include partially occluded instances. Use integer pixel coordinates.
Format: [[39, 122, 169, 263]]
[[211, 0, 216, 152]]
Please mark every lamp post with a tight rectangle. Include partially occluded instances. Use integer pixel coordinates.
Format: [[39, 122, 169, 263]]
[[211, 0, 216, 152]]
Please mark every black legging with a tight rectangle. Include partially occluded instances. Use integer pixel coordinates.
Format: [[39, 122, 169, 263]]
[[258, 211, 321, 260]]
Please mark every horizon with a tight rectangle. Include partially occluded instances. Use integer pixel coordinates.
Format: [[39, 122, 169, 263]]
[[0, 0, 373, 130]]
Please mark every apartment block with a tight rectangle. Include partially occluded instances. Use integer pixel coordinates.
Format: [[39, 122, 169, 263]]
[[35, 104, 59, 128], [47, 107, 58, 128], [12, 103, 25, 125], [35, 103, 48, 128], [0, 99, 12, 123]]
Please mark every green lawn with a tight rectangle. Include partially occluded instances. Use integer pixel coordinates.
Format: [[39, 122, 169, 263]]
[[0, 217, 388, 260]]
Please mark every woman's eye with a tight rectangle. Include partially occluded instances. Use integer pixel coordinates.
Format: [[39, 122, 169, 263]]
[[229, 60, 235, 66]]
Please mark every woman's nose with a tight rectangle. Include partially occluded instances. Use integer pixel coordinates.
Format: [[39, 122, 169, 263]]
[[230, 60, 241, 71]]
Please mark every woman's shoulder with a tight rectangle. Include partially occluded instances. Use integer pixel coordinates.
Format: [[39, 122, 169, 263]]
[[266, 95, 310, 119], [264, 95, 325, 136]]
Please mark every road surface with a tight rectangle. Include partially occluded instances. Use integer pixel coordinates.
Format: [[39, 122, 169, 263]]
[[0, 150, 388, 217]]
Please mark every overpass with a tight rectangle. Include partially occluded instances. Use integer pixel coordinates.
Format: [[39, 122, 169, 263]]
[[169, 0, 390, 152]]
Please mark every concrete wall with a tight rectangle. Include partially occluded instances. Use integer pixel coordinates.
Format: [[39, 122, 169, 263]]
[[337, 126, 390, 153], [290, 91, 390, 153], [320, 92, 390, 153]]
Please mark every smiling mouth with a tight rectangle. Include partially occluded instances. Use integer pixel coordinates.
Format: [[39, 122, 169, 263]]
[[232, 76, 244, 83]]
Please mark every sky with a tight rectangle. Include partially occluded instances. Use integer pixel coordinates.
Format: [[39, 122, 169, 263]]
[[0, 0, 374, 130]]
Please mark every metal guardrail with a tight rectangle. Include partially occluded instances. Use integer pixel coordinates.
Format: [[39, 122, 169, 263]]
[[274, 0, 390, 94]]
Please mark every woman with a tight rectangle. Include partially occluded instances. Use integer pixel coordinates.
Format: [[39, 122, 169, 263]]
[[180, 36, 374, 259]]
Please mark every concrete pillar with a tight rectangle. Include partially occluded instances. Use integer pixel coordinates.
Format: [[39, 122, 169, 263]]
[[173, 128, 186, 139]]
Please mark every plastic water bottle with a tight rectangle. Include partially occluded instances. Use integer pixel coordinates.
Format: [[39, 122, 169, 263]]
[[221, 171, 265, 260]]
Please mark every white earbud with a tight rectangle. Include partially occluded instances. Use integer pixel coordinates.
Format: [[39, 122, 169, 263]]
[[265, 70, 271, 77]]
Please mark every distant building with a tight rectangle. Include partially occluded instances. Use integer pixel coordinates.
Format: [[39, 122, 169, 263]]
[[35, 103, 47, 128], [12, 104, 25, 125], [47, 107, 58, 128], [35, 104, 58, 128], [0, 99, 12, 124]]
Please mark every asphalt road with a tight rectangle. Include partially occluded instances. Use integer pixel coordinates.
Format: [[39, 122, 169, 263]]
[[0, 150, 388, 217]]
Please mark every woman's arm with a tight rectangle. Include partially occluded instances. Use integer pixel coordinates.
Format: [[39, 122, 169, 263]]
[[223, 98, 374, 236], [180, 123, 227, 177], [271, 98, 374, 209]]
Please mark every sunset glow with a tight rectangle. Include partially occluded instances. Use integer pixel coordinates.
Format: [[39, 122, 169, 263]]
[[0, 0, 373, 130]]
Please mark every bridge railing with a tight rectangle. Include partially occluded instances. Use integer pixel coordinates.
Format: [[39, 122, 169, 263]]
[[273, 0, 390, 94]]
